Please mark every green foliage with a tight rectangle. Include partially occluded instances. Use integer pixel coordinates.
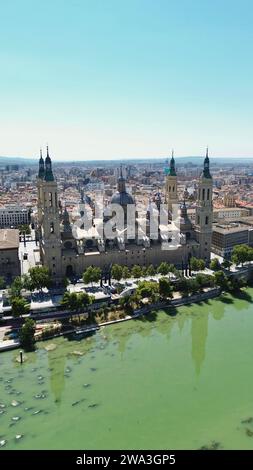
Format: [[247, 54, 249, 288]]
[[210, 258, 221, 271], [28, 266, 51, 291], [159, 277, 173, 300], [119, 295, 134, 314], [190, 257, 205, 271], [157, 262, 170, 275], [82, 266, 101, 285], [19, 318, 36, 351], [231, 244, 253, 266], [214, 270, 228, 290], [131, 265, 143, 279], [195, 273, 215, 288], [222, 259, 232, 270], [18, 224, 31, 235], [0, 276, 5, 289], [61, 291, 94, 313], [111, 264, 123, 281], [136, 280, 159, 303], [62, 277, 70, 289], [146, 264, 156, 276], [227, 276, 247, 292], [11, 296, 30, 318], [10, 276, 24, 298], [122, 266, 131, 279]]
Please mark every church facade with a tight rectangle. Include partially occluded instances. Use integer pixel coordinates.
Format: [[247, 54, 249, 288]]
[[36, 149, 213, 282]]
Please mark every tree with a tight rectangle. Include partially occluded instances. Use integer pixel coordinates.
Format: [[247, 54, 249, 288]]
[[28, 266, 51, 291], [146, 264, 156, 276], [190, 257, 205, 272], [131, 265, 143, 279], [20, 318, 36, 351], [62, 277, 70, 289], [195, 273, 214, 288], [111, 264, 123, 281], [210, 258, 221, 271], [61, 291, 94, 321], [122, 266, 131, 279], [83, 266, 101, 286], [18, 224, 31, 235], [136, 280, 159, 303], [157, 262, 170, 275], [9, 276, 24, 298], [214, 271, 228, 290], [119, 295, 134, 314], [159, 277, 173, 300], [11, 297, 30, 318], [231, 244, 253, 266], [0, 276, 5, 289], [222, 259, 232, 271], [176, 277, 190, 297]]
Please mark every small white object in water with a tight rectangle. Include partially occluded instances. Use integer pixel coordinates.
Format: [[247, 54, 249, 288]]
[[72, 350, 83, 356], [45, 344, 57, 352], [12, 416, 20, 421], [11, 400, 20, 407], [0, 439, 6, 447], [15, 434, 23, 440]]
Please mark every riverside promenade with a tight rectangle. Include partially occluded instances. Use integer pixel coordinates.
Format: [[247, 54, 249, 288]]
[[0, 287, 221, 353]]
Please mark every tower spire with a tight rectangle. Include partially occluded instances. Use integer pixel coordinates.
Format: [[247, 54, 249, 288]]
[[169, 149, 176, 176], [38, 148, 45, 179], [44, 145, 54, 181], [203, 147, 212, 179]]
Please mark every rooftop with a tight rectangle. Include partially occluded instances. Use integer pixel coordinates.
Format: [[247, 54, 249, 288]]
[[0, 229, 19, 249]]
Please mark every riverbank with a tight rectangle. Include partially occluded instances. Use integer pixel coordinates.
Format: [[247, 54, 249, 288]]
[[0, 287, 221, 352]]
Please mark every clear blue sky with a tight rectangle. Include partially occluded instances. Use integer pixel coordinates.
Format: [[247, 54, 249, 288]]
[[0, 0, 253, 160]]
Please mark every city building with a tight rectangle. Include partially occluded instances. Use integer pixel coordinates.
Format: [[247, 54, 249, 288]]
[[212, 221, 253, 258], [0, 204, 30, 228], [0, 229, 21, 281]]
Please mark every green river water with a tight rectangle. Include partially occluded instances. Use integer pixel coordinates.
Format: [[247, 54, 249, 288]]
[[1, 290, 253, 450]]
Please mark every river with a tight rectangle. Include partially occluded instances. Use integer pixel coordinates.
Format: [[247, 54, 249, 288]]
[[1, 289, 253, 449]]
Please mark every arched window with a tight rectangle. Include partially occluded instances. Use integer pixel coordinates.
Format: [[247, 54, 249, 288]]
[[197, 215, 200, 225], [50, 222, 54, 233], [202, 188, 205, 200], [205, 216, 209, 225], [173, 186, 174, 192], [207, 188, 210, 200], [49, 192, 53, 207], [169, 186, 171, 192]]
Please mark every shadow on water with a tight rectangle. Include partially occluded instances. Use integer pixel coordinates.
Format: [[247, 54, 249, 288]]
[[133, 310, 158, 323], [230, 289, 253, 303], [219, 294, 234, 304]]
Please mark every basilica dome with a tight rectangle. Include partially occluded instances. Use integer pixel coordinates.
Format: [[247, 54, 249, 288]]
[[111, 191, 134, 205]]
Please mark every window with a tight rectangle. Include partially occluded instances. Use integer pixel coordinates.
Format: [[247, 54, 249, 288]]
[[197, 215, 200, 225], [207, 188, 210, 200], [205, 216, 209, 225], [49, 192, 53, 207], [52, 264, 55, 268], [202, 188, 205, 200], [50, 222, 54, 233]]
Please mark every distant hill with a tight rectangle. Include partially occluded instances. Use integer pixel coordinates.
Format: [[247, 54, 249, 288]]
[[0, 154, 253, 167]]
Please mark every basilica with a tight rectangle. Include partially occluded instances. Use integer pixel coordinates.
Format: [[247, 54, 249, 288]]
[[36, 149, 213, 282]]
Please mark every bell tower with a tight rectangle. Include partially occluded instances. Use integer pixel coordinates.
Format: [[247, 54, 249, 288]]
[[195, 148, 213, 263], [165, 150, 178, 217], [39, 147, 62, 282]]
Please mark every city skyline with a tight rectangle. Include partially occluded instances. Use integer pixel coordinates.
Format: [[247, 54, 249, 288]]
[[1, 0, 253, 160]]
